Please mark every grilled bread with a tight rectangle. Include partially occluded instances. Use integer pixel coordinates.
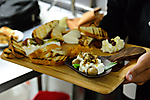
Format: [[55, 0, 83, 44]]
[[3, 48, 15, 59], [79, 35, 93, 46], [78, 26, 108, 40], [50, 24, 64, 41], [9, 36, 26, 58], [32, 20, 59, 39], [0, 26, 15, 38], [0, 35, 8, 44], [28, 44, 69, 65], [0, 26, 18, 44], [28, 44, 61, 58]]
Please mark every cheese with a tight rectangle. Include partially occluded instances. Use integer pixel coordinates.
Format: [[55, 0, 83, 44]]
[[77, 52, 105, 75], [63, 29, 81, 44], [101, 36, 125, 53], [23, 39, 60, 56]]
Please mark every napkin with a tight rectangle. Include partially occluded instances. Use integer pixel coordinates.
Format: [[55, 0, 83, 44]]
[[67, 7, 104, 29]]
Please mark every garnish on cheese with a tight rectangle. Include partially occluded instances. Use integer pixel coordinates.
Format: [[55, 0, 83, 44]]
[[72, 52, 105, 76], [22, 37, 61, 56]]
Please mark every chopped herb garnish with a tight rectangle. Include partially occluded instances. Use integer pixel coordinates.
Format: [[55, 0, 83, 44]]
[[104, 62, 117, 70], [73, 64, 80, 69]]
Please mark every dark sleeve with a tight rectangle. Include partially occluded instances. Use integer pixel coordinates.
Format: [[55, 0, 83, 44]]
[[99, 0, 127, 39]]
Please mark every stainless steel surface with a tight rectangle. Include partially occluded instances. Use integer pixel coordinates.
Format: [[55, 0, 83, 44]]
[[47, 0, 58, 11]]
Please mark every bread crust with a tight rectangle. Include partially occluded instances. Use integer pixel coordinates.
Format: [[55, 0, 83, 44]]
[[9, 43, 25, 58], [30, 58, 65, 66], [32, 20, 59, 39], [50, 25, 64, 41], [3, 53, 15, 59], [28, 43, 69, 66], [78, 26, 108, 40], [28, 44, 61, 59], [79, 35, 93, 46], [3, 48, 15, 59], [8, 36, 26, 58]]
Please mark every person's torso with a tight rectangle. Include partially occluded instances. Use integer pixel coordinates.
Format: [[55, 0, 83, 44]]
[[124, 0, 150, 47]]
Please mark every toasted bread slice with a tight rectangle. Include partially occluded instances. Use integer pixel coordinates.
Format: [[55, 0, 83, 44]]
[[50, 24, 64, 41], [3, 48, 15, 59], [0, 35, 9, 40], [32, 20, 59, 39], [30, 50, 69, 66], [30, 56, 68, 66], [0, 26, 15, 38], [78, 26, 108, 40], [28, 44, 61, 59], [9, 36, 26, 58], [0, 35, 8, 44], [79, 35, 93, 46], [29, 44, 68, 65]]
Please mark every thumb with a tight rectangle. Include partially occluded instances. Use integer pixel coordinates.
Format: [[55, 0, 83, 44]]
[[125, 62, 143, 82], [126, 70, 133, 81], [126, 52, 150, 81]]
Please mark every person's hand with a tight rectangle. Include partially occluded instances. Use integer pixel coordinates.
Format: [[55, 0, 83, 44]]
[[123, 51, 150, 85]]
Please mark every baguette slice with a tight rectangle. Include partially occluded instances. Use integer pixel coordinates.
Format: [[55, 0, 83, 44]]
[[79, 35, 93, 46], [32, 20, 59, 39], [3, 48, 15, 59], [30, 50, 69, 66], [28, 44, 61, 59], [0, 26, 15, 38], [30, 57, 67, 66], [9, 36, 26, 58], [28, 44, 69, 65], [50, 24, 64, 41], [78, 26, 108, 40]]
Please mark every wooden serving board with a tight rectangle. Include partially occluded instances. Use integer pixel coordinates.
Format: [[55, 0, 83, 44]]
[[1, 43, 149, 94]]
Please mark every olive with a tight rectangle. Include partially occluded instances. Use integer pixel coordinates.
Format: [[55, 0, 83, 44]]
[[88, 67, 98, 76], [22, 38, 28, 46], [35, 37, 44, 45], [111, 41, 116, 46]]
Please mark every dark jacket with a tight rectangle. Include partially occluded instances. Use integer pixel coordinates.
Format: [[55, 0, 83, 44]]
[[99, 0, 150, 100], [99, 0, 150, 48]]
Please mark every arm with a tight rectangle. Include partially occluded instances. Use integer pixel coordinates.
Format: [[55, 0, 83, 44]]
[[124, 51, 150, 85]]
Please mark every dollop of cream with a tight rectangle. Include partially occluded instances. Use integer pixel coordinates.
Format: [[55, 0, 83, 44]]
[[101, 36, 125, 53]]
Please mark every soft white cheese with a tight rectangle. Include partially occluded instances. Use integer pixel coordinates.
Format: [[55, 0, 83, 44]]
[[79, 60, 93, 73], [78, 53, 105, 75], [93, 63, 104, 74], [101, 36, 125, 53], [23, 39, 60, 56]]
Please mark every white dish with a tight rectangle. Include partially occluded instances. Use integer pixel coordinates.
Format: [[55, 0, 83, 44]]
[[0, 30, 24, 48]]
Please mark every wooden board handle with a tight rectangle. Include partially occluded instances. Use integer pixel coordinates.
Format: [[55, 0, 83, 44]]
[[106, 47, 146, 63]]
